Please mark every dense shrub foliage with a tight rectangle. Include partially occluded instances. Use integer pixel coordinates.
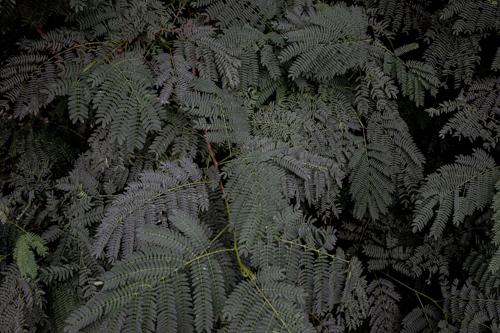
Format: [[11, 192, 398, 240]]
[[1, 0, 500, 332]]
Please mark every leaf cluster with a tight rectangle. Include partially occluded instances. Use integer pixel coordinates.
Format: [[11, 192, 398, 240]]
[[1, 0, 500, 332]]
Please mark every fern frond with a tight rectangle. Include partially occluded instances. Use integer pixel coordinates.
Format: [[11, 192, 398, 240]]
[[489, 179, 500, 273], [46, 285, 82, 333], [182, 82, 251, 147], [428, 77, 500, 149], [424, 26, 482, 88], [364, 235, 412, 273], [70, 0, 175, 42], [64, 279, 155, 332], [464, 248, 500, 294], [40, 264, 78, 284], [440, 0, 500, 34], [14, 232, 48, 278], [366, 109, 425, 206], [367, 278, 401, 332], [93, 159, 210, 261], [222, 267, 314, 333], [168, 210, 228, 328], [47, 60, 93, 124], [492, 47, 500, 71], [383, 51, 439, 106], [0, 28, 86, 118], [175, 22, 241, 89], [362, 0, 432, 34], [443, 278, 500, 332], [0, 264, 48, 332], [280, 4, 370, 80], [407, 237, 454, 279], [412, 149, 499, 238], [193, 0, 284, 30], [0, 203, 9, 225], [252, 94, 349, 216], [222, 151, 288, 255], [401, 304, 441, 333], [349, 138, 394, 220], [340, 257, 370, 330], [66, 210, 232, 333], [88, 51, 164, 151]]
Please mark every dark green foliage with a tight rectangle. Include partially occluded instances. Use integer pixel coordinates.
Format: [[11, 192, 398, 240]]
[[413, 149, 499, 238], [428, 77, 500, 148], [1, 0, 500, 332], [0, 264, 48, 332], [367, 278, 401, 332]]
